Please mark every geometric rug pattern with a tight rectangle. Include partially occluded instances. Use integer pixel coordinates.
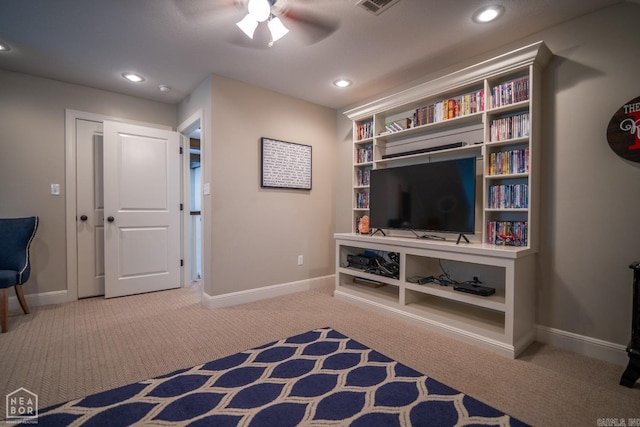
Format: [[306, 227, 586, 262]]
[[36, 327, 528, 426]]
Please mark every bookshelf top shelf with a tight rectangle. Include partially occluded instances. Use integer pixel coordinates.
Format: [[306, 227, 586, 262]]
[[376, 112, 483, 142]]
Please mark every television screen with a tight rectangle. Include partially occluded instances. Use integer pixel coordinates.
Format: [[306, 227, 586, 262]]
[[369, 158, 476, 234]]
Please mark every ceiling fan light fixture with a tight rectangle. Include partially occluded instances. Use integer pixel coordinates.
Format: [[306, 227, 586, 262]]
[[248, 0, 271, 23], [472, 5, 504, 23], [268, 17, 289, 43], [236, 14, 259, 39]]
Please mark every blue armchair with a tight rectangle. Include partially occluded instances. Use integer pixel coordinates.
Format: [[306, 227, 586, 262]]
[[0, 216, 39, 333]]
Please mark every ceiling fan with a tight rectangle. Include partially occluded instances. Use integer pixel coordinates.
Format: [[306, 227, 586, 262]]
[[174, 0, 342, 48], [237, 0, 289, 46]]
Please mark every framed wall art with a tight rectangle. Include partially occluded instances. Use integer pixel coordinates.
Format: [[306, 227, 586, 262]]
[[261, 137, 312, 190]]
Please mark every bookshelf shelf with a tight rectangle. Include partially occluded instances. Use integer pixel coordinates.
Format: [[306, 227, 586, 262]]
[[338, 41, 551, 358], [485, 172, 529, 179], [376, 112, 484, 143], [487, 100, 530, 115], [485, 208, 528, 213], [334, 233, 536, 357]]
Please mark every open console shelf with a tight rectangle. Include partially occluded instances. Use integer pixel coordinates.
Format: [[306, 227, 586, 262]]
[[335, 233, 536, 358]]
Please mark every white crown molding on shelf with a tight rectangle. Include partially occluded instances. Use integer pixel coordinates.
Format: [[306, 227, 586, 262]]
[[344, 41, 552, 121]]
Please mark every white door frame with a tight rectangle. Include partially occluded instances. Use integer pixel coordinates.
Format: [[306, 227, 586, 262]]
[[64, 109, 175, 301], [177, 109, 204, 289]]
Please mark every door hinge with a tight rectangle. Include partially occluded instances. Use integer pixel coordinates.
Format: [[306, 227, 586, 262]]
[[180, 259, 184, 267], [180, 203, 184, 211], [179, 146, 183, 154]]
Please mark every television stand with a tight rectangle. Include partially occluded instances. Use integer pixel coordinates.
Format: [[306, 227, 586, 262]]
[[334, 232, 537, 358], [411, 230, 446, 241], [456, 234, 470, 244]]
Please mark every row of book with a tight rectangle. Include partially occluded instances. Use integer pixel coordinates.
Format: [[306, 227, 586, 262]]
[[356, 121, 373, 141], [490, 112, 529, 141], [491, 76, 530, 108], [487, 148, 529, 175], [355, 145, 373, 164], [487, 221, 528, 247], [413, 90, 485, 127], [355, 167, 371, 187], [356, 190, 369, 209], [488, 184, 529, 209]]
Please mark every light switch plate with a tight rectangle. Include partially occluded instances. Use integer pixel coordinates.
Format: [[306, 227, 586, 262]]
[[51, 183, 60, 195]]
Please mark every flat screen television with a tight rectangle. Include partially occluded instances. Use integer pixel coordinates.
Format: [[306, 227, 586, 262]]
[[369, 157, 476, 236]]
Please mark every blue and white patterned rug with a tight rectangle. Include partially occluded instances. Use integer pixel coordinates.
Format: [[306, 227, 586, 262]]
[[36, 327, 527, 426]]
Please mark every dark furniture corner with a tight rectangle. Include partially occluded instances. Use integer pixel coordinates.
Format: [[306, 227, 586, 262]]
[[0, 216, 39, 333], [620, 261, 640, 387]]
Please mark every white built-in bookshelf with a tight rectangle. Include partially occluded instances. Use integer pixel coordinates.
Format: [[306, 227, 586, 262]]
[[336, 42, 552, 358]]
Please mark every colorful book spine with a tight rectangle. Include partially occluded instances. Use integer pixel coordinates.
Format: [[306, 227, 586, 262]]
[[356, 121, 373, 140], [355, 145, 373, 164], [486, 221, 528, 246], [491, 76, 530, 108], [355, 167, 371, 186], [356, 190, 369, 209], [412, 89, 484, 127], [487, 148, 529, 175], [488, 184, 529, 209], [490, 112, 529, 142]]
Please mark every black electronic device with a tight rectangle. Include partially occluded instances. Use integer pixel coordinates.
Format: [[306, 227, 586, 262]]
[[453, 282, 495, 296], [381, 142, 466, 159], [347, 254, 371, 269], [369, 157, 476, 236]]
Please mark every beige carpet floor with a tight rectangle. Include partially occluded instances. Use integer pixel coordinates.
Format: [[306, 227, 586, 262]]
[[1, 283, 638, 425]]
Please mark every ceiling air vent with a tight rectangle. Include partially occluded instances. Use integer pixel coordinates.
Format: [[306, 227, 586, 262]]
[[356, 0, 400, 15]]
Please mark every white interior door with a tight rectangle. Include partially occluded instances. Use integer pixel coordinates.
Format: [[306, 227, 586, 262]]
[[77, 119, 105, 298], [103, 121, 181, 298]]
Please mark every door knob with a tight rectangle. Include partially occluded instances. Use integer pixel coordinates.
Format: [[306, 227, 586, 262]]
[[80, 215, 88, 222], [107, 216, 115, 223]]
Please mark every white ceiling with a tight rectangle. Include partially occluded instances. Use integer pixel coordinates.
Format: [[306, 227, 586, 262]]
[[0, 0, 630, 110]]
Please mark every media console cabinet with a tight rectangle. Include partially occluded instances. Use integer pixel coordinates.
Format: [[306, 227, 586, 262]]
[[334, 233, 536, 358], [336, 42, 552, 358]]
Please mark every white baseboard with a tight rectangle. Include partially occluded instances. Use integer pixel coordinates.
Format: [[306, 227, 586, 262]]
[[8, 290, 69, 311], [536, 325, 628, 366], [201, 275, 335, 309]]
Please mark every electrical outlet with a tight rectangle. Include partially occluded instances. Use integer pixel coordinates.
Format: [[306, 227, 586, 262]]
[[297, 255, 303, 266]]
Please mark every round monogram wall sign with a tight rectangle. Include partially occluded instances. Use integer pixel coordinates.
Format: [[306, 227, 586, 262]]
[[607, 95, 640, 163]]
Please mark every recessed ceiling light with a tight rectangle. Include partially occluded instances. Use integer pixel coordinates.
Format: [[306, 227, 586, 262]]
[[0, 42, 11, 52], [334, 79, 352, 88], [472, 5, 504, 23], [122, 72, 145, 83], [158, 84, 171, 93]]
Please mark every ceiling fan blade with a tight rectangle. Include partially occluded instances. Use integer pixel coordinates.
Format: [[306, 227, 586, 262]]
[[173, 0, 244, 21], [225, 23, 273, 49], [280, 6, 341, 45]]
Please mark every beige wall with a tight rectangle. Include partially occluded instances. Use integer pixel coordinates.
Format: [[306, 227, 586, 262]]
[[336, 2, 640, 346], [202, 75, 337, 296], [535, 2, 640, 345], [0, 71, 176, 295]]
